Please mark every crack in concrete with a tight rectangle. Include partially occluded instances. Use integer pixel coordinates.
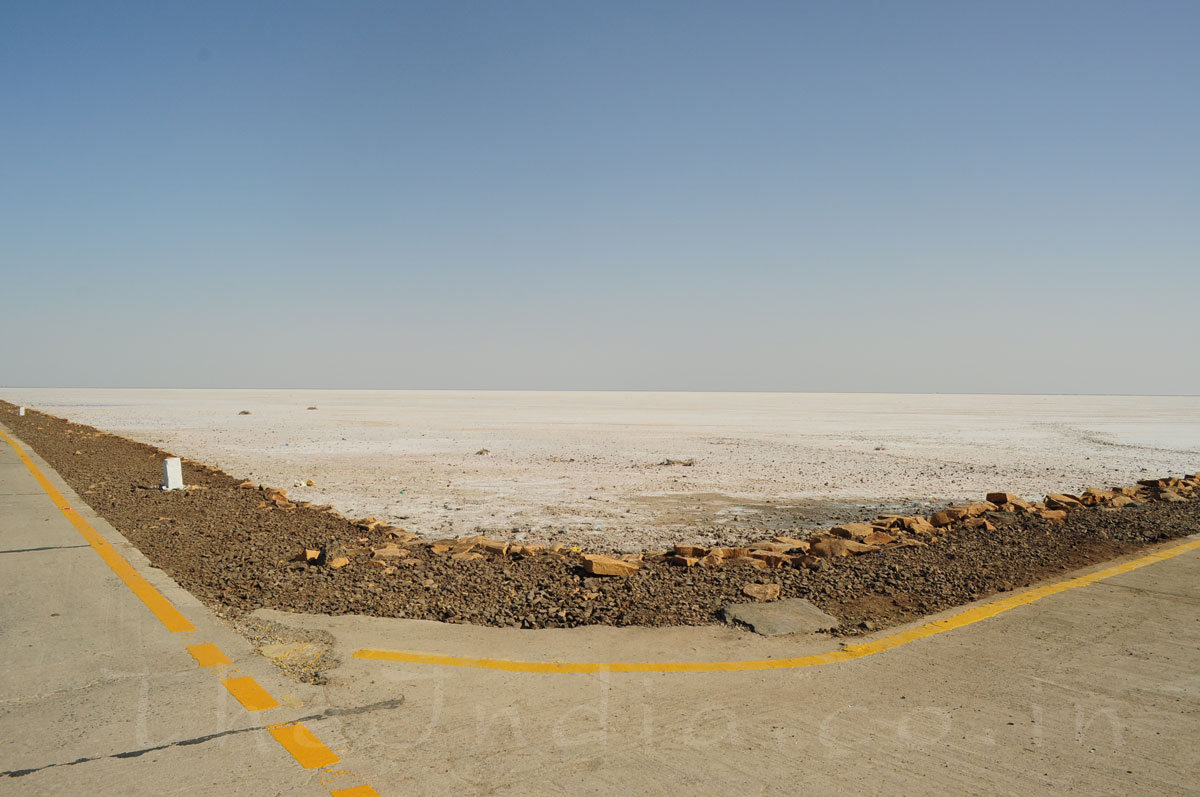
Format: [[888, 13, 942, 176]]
[[0, 696, 405, 778], [0, 544, 90, 555], [1095, 581, 1200, 603]]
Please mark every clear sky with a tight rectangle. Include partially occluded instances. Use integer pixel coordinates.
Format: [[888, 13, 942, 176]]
[[2, 1, 1197, 394]]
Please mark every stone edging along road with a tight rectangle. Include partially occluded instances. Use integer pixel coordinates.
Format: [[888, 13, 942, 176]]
[[349, 533, 1200, 673]]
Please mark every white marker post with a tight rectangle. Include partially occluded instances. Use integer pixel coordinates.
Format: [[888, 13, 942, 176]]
[[162, 457, 185, 491], [18, 407, 25, 416]]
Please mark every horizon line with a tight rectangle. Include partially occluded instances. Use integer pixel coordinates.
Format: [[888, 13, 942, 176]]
[[3, 386, 1199, 399]]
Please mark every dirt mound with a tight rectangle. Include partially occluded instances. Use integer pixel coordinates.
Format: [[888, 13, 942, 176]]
[[3, 401, 1197, 634]]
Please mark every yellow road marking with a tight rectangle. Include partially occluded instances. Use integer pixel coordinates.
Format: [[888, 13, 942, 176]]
[[330, 786, 382, 797], [269, 722, 340, 769], [3, 422, 378, 791], [354, 536, 1200, 674], [0, 427, 195, 633], [187, 642, 233, 667], [222, 675, 281, 711]]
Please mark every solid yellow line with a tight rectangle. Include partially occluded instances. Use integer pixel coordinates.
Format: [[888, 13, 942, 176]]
[[0, 426, 195, 633], [268, 722, 340, 769], [222, 675, 281, 711], [354, 536, 1200, 674], [187, 642, 233, 668]]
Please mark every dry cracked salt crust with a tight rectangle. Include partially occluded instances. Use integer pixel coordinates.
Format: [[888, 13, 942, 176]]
[[5, 388, 1199, 550]]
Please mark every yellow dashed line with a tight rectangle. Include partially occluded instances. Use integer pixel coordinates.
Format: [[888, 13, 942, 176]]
[[222, 675, 282, 711], [354, 535, 1200, 674], [2, 423, 379, 793], [330, 786, 382, 796], [187, 642, 233, 667], [269, 722, 341, 769], [0, 427, 195, 633]]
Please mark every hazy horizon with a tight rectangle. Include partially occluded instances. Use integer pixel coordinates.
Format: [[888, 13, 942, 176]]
[[3, 2, 1197, 395], [4, 386, 1199, 399]]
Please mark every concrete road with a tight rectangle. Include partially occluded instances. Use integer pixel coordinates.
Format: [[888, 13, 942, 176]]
[[2, 425, 1197, 795], [0, 430, 378, 795]]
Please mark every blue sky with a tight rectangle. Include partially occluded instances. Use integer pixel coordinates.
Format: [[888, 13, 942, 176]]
[[2, 1, 1197, 393]]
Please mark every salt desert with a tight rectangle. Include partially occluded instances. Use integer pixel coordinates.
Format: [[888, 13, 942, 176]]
[[4, 389, 1198, 548]]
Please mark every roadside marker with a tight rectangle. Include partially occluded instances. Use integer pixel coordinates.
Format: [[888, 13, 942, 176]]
[[162, 456, 185, 490]]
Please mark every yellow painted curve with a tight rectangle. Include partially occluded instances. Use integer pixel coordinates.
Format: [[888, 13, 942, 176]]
[[354, 535, 1200, 674]]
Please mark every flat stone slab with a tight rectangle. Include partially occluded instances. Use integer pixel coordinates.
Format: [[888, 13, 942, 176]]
[[720, 598, 839, 636]]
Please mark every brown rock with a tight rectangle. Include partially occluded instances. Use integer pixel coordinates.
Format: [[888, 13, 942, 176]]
[[478, 539, 510, 555], [809, 537, 880, 558], [237, 480, 255, 489], [771, 536, 808, 549], [747, 541, 793, 552], [700, 552, 724, 567], [863, 530, 895, 546], [673, 544, 709, 558], [1157, 489, 1188, 503], [742, 583, 781, 602], [667, 555, 701, 567], [1045, 493, 1084, 511], [986, 493, 1033, 510], [328, 556, 350, 569], [451, 551, 484, 562], [900, 516, 936, 535], [1107, 494, 1136, 508], [582, 554, 639, 576], [303, 548, 321, 562], [749, 551, 792, 568], [1038, 509, 1068, 524], [930, 507, 969, 527], [371, 543, 406, 560], [830, 523, 875, 541], [710, 547, 751, 560], [386, 529, 419, 543], [962, 517, 996, 531]]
